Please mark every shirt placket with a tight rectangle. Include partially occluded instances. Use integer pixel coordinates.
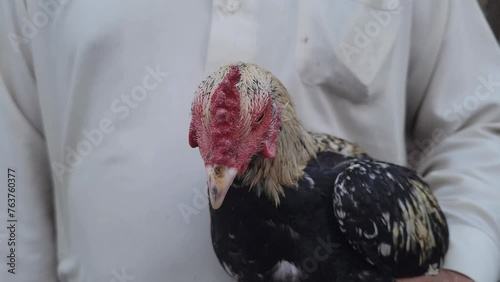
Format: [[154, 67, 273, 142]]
[[205, 0, 258, 73]]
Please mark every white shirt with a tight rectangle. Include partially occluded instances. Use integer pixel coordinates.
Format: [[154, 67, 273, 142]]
[[1, 0, 499, 281]]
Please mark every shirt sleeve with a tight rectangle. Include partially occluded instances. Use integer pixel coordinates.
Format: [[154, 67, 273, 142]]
[[0, 2, 58, 281], [407, 1, 500, 281]]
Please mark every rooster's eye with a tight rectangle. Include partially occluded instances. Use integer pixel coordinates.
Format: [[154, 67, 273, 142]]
[[256, 113, 265, 123]]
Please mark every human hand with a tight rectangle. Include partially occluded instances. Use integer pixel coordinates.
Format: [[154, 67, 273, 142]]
[[396, 269, 473, 282]]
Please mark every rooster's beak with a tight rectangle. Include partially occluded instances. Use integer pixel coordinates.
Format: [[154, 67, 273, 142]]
[[207, 165, 237, 209]]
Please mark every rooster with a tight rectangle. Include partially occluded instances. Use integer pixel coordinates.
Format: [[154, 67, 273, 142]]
[[188, 62, 448, 282]]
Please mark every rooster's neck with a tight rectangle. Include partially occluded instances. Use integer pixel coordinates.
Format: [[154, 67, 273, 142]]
[[241, 101, 318, 206]]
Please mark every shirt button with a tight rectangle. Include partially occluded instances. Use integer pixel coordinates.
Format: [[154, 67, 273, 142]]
[[214, 0, 241, 15], [225, 0, 241, 13]]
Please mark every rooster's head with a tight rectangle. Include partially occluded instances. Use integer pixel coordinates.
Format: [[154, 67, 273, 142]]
[[189, 62, 316, 209]]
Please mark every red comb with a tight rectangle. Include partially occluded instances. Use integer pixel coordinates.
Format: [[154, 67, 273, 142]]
[[210, 65, 241, 116], [209, 66, 242, 161], [225, 65, 241, 85]]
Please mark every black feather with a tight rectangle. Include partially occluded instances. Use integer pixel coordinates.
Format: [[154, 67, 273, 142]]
[[332, 160, 449, 278], [210, 151, 448, 281]]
